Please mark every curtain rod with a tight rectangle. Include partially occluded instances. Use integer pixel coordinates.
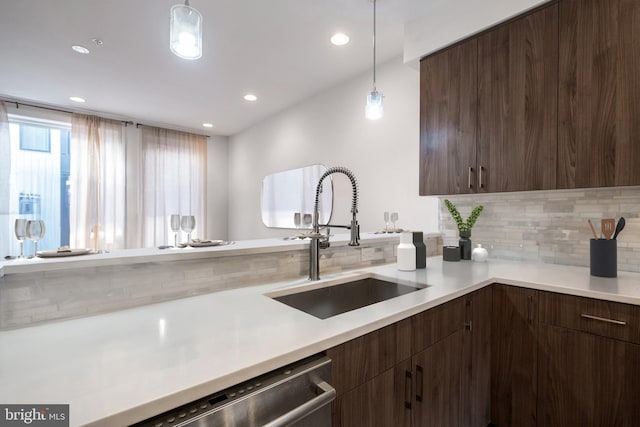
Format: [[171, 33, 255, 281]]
[[0, 97, 211, 137], [1, 97, 134, 126], [135, 122, 210, 138]]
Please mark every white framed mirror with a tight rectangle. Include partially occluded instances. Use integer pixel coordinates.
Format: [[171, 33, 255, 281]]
[[261, 164, 333, 229]]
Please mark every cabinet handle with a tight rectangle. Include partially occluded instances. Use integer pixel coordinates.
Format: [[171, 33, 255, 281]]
[[416, 365, 424, 402], [465, 299, 473, 332], [468, 167, 473, 189], [527, 295, 533, 324], [581, 313, 627, 325], [479, 166, 484, 189], [404, 371, 412, 409]]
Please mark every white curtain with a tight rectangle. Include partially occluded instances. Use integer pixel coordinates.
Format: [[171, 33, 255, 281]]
[[0, 102, 10, 257], [70, 114, 126, 251], [140, 126, 207, 247]]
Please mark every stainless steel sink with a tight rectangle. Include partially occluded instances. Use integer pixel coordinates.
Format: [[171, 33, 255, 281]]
[[271, 277, 425, 319]]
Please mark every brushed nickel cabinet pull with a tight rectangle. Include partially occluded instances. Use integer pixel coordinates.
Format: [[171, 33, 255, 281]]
[[580, 313, 627, 325], [468, 167, 473, 189], [404, 371, 412, 409], [479, 166, 484, 189]]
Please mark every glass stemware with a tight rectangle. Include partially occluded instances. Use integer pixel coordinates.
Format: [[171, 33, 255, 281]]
[[383, 211, 390, 232], [170, 214, 181, 247], [14, 219, 27, 258], [390, 212, 399, 232], [302, 213, 312, 229], [180, 215, 196, 244], [26, 220, 46, 257], [293, 212, 301, 229]]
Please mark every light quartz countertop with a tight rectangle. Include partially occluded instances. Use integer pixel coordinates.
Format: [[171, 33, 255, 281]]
[[2, 255, 640, 426]]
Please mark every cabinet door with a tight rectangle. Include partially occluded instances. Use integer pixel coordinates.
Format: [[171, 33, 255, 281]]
[[558, 0, 640, 188], [328, 317, 412, 396], [537, 324, 640, 426], [478, 4, 558, 192], [491, 285, 538, 427], [419, 38, 477, 196], [333, 359, 412, 427], [462, 287, 492, 427], [413, 329, 464, 427]]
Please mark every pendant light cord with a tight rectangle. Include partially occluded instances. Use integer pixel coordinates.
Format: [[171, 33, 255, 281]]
[[372, 0, 377, 91]]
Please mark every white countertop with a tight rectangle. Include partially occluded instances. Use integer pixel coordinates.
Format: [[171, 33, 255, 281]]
[[2, 257, 640, 426]]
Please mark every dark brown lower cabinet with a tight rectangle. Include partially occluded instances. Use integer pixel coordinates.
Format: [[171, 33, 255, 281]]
[[491, 285, 538, 427], [333, 359, 411, 427], [537, 324, 640, 426], [412, 329, 464, 427], [329, 291, 490, 427], [329, 284, 640, 427]]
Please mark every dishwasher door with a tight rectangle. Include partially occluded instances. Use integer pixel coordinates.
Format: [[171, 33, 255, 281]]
[[132, 355, 334, 427]]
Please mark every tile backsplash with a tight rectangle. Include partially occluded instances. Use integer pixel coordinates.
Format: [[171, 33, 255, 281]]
[[439, 186, 640, 272]]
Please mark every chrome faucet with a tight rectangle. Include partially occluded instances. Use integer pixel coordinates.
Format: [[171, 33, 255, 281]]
[[309, 166, 360, 280]]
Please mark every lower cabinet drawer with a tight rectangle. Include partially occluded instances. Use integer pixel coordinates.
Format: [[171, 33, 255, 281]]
[[539, 291, 640, 344]]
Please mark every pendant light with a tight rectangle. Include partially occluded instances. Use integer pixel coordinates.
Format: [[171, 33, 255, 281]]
[[365, 0, 383, 120], [170, 0, 203, 60]]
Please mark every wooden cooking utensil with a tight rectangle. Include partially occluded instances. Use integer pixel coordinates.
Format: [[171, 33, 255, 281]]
[[601, 218, 616, 240], [587, 219, 598, 239]]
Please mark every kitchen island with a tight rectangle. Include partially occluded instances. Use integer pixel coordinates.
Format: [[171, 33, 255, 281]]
[[2, 253, 640, 426]]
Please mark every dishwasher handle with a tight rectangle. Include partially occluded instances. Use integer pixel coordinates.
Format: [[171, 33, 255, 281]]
[[262, 381, 336, 427]]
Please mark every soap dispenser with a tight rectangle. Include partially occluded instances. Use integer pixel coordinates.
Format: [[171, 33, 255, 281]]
[[397, 231, 416, 271]]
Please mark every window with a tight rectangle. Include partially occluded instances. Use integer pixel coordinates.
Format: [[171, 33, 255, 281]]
[[19, 124, 51, 152], [8, 117, 71, 254]]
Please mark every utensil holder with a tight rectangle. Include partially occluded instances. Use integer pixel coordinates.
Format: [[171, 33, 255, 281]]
[[590, 239, 617, 278]]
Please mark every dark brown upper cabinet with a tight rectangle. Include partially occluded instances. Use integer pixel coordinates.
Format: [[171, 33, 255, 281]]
[[558, 0, 640, 188], [419, 4, 558, 196], [419, 38, 477, 196], [478, 4, 558, 193]]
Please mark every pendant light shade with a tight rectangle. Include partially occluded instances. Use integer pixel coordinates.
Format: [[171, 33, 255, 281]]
[[365, 0, 383, 120], [170, 0, 203, 60], [366, 90, 383, 120]]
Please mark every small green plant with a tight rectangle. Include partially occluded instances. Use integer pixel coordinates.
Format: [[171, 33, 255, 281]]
[[444, 199, 484, 232]]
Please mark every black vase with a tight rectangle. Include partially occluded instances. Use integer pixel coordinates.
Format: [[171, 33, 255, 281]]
[[459, 230, 472, 260], [412, 231, 426, 269]]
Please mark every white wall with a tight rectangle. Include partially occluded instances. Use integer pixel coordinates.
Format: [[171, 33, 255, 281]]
[[207, 136, 229, 240], [404, 0, 550, 66], [227, 56, 439, 240]]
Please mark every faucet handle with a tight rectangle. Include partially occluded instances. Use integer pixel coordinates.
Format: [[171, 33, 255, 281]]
[[320, 227, 331, 249]]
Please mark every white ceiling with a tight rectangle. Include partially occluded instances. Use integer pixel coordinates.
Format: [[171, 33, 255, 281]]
[[0, 0, 430, 136]]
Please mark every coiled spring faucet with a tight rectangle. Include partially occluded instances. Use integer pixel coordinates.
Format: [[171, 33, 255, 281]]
[[309, 166, 360, 280]]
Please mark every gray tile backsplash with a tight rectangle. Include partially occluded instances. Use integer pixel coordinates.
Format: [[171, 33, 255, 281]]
[[439, 186, 640, 271]]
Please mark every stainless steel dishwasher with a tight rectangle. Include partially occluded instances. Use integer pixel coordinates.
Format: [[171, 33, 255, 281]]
[[131, 355, 334, 427]]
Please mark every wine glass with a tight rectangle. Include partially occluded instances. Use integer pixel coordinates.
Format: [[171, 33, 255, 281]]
[[383, 211, 390, 232], [390, 212, 399, 232], [14, 219, 27, 258], [170, 214, 181, 247], [180, 215, 195, 243], [293, 212, 301, 229], [26, 220, 46, 257]]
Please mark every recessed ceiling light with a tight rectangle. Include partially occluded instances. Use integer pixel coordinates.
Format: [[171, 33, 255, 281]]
[[330, 33, 350, 46], [202, 123, 213, 128], [71, 45, 90, 54], [69, 96, 86, 103], [244, 94, 257, 102]]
